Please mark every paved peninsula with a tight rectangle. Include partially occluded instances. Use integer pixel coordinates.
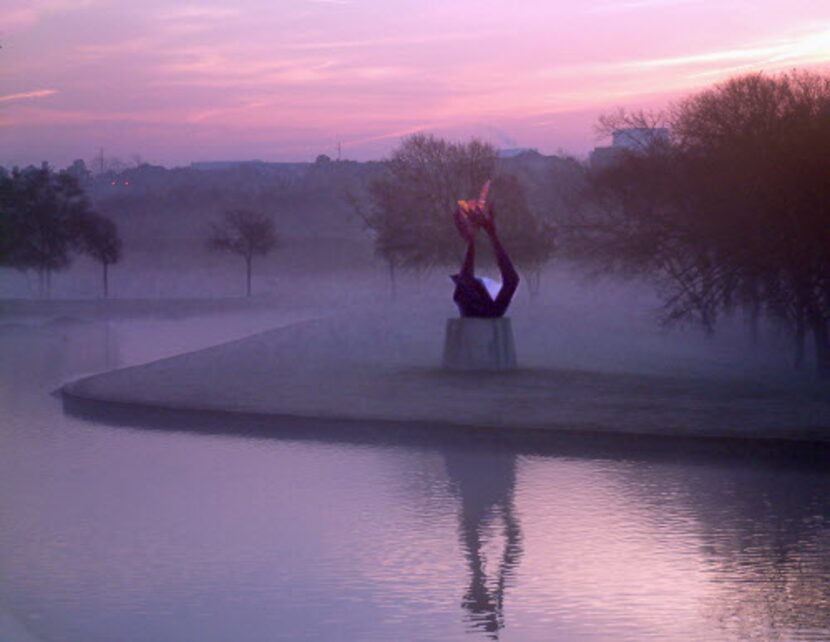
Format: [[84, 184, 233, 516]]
[[60, 310, 830, 444]]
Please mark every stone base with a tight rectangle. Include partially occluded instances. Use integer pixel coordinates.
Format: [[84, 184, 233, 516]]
[[443, 317, 517, 371]]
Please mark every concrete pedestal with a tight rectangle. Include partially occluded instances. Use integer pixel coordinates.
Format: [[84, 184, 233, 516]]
[[443, 317, 517, 371]]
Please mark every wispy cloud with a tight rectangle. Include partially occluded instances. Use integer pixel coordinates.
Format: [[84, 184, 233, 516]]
[[620, 28, 830, 72], [1, 0, 107, 30], [5, 0, 830, 164], [0, 89, 58, 104], [342, 124, 440, 148], [286, 30, 491, 51], [74, 38, 153, 58], [158, 6, 242, 21], [0, 7, 38, 31], [538, 25, 830, 85], [589, 0, 700, 11], [153, 48, 338, 85]]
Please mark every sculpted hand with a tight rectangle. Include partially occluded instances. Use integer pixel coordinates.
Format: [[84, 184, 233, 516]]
[[471, 206, 496, 234], [454, 207, 476, 242]]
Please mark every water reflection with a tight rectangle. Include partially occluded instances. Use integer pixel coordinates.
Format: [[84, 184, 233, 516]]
[[4, 319, 830, 641], [0, 319, 119, 390], [65, 392, 830, 640], [607, 460, 830, 640], [443, 447, 521, 638]]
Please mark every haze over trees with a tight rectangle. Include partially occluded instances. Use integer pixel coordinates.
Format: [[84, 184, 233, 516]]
[[208, 209, 279, 297], [356, 134, 556, 295], [5, 69, 826, 381], [0, 149, 569, 296], [571, 70, 830, 378], [0, 164, 122, 297]]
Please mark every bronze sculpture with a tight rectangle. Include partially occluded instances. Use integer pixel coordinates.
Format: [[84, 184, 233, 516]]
[[450, 184, 519, 318]]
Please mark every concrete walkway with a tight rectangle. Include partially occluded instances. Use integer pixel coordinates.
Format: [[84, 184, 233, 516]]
[[62, 312, 830, 443]]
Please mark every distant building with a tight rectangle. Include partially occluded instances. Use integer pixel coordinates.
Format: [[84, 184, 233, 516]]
[[190, 160, 266, 170], [590, 127, 670, 171], [498, 148, 539, 159], [611, 127, 669, 151], [189, 160, 312, 178]]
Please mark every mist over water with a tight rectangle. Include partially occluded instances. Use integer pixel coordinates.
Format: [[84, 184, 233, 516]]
[[0, 248, 807, 381]]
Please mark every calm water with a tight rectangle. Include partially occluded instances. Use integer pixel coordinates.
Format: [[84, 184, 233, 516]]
[[1, 315, 829, 642]]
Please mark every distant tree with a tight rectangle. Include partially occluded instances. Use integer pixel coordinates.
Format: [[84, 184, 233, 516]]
[[0, 167, 15, 266], [358, 134, 555, 295], [359, 134, 497, 286], [571, 70, 830, 378], [65, 159, 92, 185], [315, 154, 332, 164], [0, 164, 96, 296], [77, 213, 122, 298], [207, 209, 279, 296]]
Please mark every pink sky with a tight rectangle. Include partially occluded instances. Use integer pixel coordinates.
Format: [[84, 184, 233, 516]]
[[1, 0, 829, 167]]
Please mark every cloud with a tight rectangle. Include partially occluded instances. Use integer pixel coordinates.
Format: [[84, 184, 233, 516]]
[[0, 7, 38, 31], [537, 25, 830, 86], [620, 32, 830, 72], [0, 0, 107, 30], [342, 124, 438, 148], [74, 38, 153, 58], [158, 6, 242, 21], [286, 30, 491, 51], [153, 49, 338, 85], [589, 0, 700, 11], [0, 89, 58, 104], [6, 0, 830, 165]]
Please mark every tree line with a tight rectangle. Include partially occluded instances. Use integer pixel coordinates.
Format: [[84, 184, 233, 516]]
[[566, 70, 830, 379], [0, 164, 122, 297], [0, 162, 283, 299]]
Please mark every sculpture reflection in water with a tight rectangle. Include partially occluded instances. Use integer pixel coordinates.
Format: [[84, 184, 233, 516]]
[[442, 445, 522, 638], [607, 452, 830, 639]]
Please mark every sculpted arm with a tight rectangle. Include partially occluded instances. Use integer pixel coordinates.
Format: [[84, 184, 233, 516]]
[[480, 209, 519, 314]]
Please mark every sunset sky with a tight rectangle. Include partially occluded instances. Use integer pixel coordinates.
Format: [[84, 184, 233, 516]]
[[2, 0, 829, 167]]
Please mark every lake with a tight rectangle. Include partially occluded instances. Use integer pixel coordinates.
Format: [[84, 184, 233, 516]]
[[2, 312, 828, 641]]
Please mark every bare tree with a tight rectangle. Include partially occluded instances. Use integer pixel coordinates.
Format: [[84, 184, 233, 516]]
[[486, 173, 556, 299], [357, 134, 555, 294], [208, 209, 279, 296]]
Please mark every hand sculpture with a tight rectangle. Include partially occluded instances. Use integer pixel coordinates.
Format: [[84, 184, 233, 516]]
[[450, 188, 519, 318]]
